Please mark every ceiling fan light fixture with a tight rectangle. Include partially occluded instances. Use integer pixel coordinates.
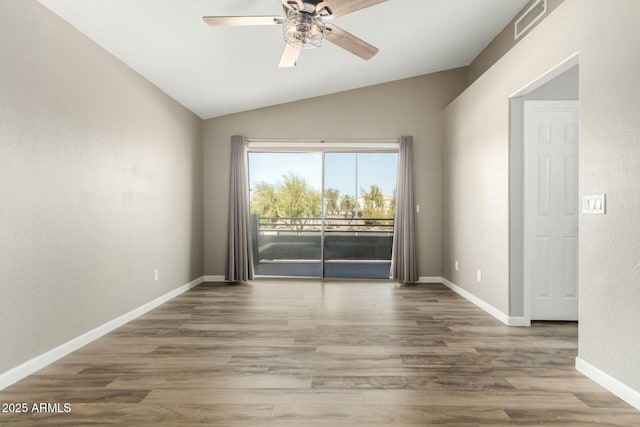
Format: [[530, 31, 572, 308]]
[[283, 10, 325, 49]]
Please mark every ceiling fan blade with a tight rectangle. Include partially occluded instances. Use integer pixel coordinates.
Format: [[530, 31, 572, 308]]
[[203, 16, 283, 26], [318, 0, 387, 18], [325, 24, 378, 60], [279, 43, 302, 68]]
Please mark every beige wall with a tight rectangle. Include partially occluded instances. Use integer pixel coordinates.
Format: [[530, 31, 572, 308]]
[[0, 0, 203, 374], [467, 0, 564, 85], [443, 0, 640, 392], [203, 70, 468, 278]]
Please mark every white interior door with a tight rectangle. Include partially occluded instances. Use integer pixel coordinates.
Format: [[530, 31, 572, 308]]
[[524, 101, 579, 321]]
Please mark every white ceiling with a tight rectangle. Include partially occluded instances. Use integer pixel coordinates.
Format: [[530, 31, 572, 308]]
[[38, 0, 528, 119]]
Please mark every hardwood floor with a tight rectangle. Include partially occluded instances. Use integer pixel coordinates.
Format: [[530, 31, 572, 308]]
[[1, 280, 638, 426]]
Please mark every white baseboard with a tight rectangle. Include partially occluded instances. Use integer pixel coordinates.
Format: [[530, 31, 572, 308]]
[[576, 357, 640, 411], [507, 316, 531, 326], [440, 277, 510, 325], [417, 276, 443, 283], [439, 277, 529, 326], [0, 275, 204, 391], [203, 275, 226, 282]]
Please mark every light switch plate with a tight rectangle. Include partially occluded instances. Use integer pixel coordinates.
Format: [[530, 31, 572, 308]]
[[582, 194, 606, 214]]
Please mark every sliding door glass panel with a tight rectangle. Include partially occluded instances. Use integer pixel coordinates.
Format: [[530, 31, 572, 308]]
[[248, 152, 322, 277], [323, 152, 398, 279]]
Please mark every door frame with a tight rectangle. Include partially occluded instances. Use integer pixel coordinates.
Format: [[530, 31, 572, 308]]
[[508, 53, 579, 325]]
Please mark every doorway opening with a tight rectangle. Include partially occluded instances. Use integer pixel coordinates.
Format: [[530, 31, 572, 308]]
[[247, 145, 398, 279], [510, 55, 579, 324]]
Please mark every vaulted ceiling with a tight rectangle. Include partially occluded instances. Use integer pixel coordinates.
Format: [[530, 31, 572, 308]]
[[38, 0, 528, 118]]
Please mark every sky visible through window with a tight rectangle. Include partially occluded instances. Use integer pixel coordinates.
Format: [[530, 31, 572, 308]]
[[248, 152, 398, 198]]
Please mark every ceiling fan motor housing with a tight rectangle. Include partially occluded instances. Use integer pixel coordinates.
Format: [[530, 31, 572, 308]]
[[283, 0, 333, 17]]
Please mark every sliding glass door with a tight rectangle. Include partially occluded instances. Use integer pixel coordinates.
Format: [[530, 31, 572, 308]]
[[248, 152, 322, 277], [248, 150, 397, 279], [323, 152, 397, 278]]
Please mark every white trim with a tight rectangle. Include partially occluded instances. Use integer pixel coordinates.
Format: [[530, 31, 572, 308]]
[[510, 52, 579, 98], [507, 316, 531, 327], [204, 275, 227, 282], [417, 277, 529, 326], [439, 277, 529, 326], [0, 276, 204, 391], [441, 278, 510, 325], [576, 357, 640, 411], [417, 276, 443, 283]]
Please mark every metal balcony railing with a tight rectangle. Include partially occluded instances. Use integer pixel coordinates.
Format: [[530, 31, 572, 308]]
[[250, 214, 394, 278], [251, 214, 394, 263], [256, 216, 394, 234]]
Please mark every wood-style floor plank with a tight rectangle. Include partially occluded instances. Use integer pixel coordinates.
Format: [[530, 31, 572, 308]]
[[1, 280, 638, 426]]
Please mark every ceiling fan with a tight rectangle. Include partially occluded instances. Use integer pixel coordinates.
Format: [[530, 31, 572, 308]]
[[203, 0, 386, 67]]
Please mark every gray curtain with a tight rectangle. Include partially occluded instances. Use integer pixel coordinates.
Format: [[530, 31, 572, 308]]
[[391, 136, 418, 283], [226, 135, 254, 282]]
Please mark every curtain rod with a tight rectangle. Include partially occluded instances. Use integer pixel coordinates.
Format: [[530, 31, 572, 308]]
[[246, 138, 400, 143]]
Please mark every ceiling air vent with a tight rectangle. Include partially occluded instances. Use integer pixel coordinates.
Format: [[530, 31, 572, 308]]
[[515, 0, 547, 40]]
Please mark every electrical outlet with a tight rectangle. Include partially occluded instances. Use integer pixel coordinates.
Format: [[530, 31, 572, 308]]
[[154, 270, 159, 281], [455, 261, 459, 271], [476, 269, 482, 282]]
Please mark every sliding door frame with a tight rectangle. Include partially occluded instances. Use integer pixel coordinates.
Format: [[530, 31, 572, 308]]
[[247, 138, 399, 279]]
